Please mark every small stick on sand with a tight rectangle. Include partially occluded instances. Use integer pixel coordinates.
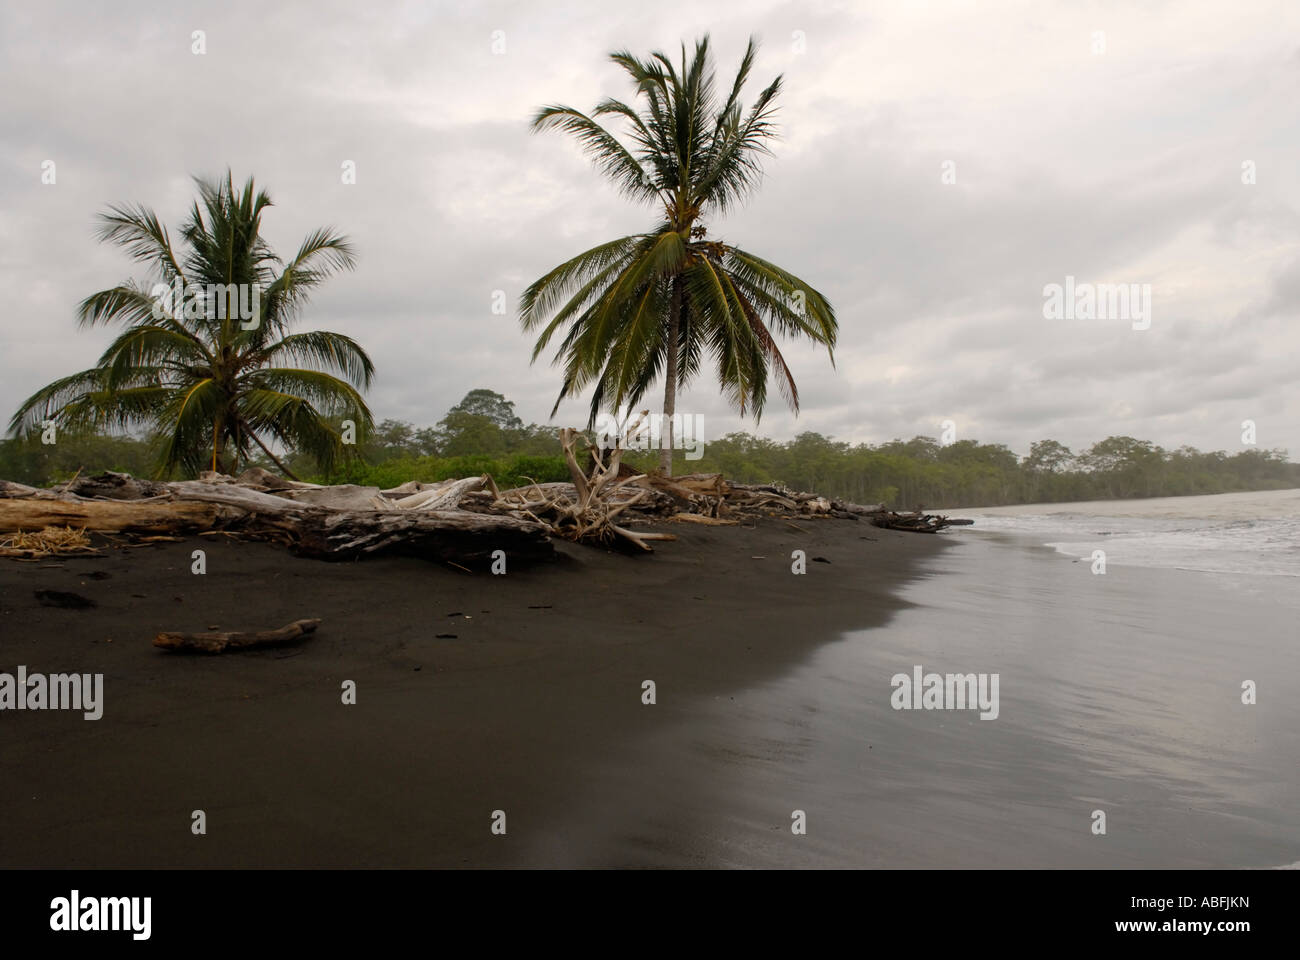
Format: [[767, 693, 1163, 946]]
[[154, 618, 321, 654]]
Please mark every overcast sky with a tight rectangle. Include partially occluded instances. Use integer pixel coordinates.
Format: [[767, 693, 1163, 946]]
[[2, 0, 1297, 459]]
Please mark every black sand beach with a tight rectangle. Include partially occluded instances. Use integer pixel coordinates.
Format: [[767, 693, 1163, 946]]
[[0, 519, 942, 867]]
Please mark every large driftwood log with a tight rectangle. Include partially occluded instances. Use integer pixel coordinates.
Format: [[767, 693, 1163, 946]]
[[394, 476, 491, 512], [280, 508, 553, 563], [0, 487, 554, 564], [154, 618, 322, 653], [166, 480, 309, 515], [235, 467, 311, 491], [282, 484, 395, 512], [0, 480, 44, 499], [64, 471, 170, 501], [831, 499, 886, 516], [0, 497, 229, 534]]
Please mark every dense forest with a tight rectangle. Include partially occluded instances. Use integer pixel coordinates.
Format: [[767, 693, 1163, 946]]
[[4, 388, 1295, 509]]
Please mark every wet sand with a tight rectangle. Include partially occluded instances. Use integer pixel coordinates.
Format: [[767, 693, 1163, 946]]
[[0, 518, 942, 867], [539, 529, 1300, 868]]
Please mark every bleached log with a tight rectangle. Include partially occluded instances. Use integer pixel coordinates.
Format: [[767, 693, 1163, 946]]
[[235, 467, 320, 491], [381, 480, 445, 497], [0, 497, 230, 534], [0, 480, 42, 499], [396, 476, 492, 512], [165, 480, 309, 515], [831, 499, 885, 516], [283, 484, 396, 512]]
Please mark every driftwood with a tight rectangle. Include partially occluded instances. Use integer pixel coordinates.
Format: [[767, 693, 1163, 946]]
[[281, 508, 552, 563], [393, 476, 491, 512], [154, 618, 321, 653], [64, 472, 170, 501], [871, 511, 970, 533], [0, 437, 973, 566], [669, 512, 738, 526], [0, 481, 553, 565], [490, 427, 677, 551], [0, 497, 230, 534], [0, 480, 42, 499], [831, 499, 887, 517], [284, 484, 395, 512]]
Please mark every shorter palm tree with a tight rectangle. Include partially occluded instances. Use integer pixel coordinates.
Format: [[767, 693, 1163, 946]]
[[9, 172, 373, 478]]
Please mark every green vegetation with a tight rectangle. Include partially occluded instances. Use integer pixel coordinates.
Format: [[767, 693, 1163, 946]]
[[0, 433, 159, 487], [619, 433, 1298, 508], [285, 389, 571, 488], [8, 172, 373, 478], [4, 387, 1294, 507], [523, 35, 837, 473]]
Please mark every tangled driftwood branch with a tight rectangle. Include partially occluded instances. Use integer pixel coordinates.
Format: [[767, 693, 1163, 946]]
[[490, 428, 677, 551]]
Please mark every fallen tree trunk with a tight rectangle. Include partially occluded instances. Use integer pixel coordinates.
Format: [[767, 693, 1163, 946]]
[[278, 508, 553, 564], [166, 480, 311, 515], [0, 480, 42, 499], [831, 499, 886, 516], [0, 497, 229, 534], [154, 618, 322, 653], [0, 489, 554, 564], [64, 472, 171, 501]]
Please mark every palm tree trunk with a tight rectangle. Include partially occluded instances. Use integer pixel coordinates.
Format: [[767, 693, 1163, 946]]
[[241, 419, 301, 480], [660, 278, 682, 476]]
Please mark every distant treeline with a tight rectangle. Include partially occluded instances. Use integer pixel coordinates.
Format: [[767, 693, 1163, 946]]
[[3, 388, 1295, 508], [622, 433, 1299, 508]]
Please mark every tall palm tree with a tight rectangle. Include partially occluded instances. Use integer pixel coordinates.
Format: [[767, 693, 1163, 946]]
[[521, 35, 837, 474], [9, 172, 373, 478]]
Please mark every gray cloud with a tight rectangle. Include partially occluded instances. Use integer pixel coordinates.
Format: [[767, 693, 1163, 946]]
[[1, 0, 1297, 460]]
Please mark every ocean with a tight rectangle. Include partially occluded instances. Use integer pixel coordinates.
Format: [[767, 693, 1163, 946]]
[[959, 488, 1300, 595]]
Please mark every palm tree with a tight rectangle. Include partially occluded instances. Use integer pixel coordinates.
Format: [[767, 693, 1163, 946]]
[[8, 172, 373, 478], [521, 35, 837, 474]]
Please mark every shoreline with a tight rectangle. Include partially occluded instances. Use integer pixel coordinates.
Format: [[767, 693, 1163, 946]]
[[950, 487, 1300, 516], [561, 527, 1300, 869], [0, 517, 949, 867]]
